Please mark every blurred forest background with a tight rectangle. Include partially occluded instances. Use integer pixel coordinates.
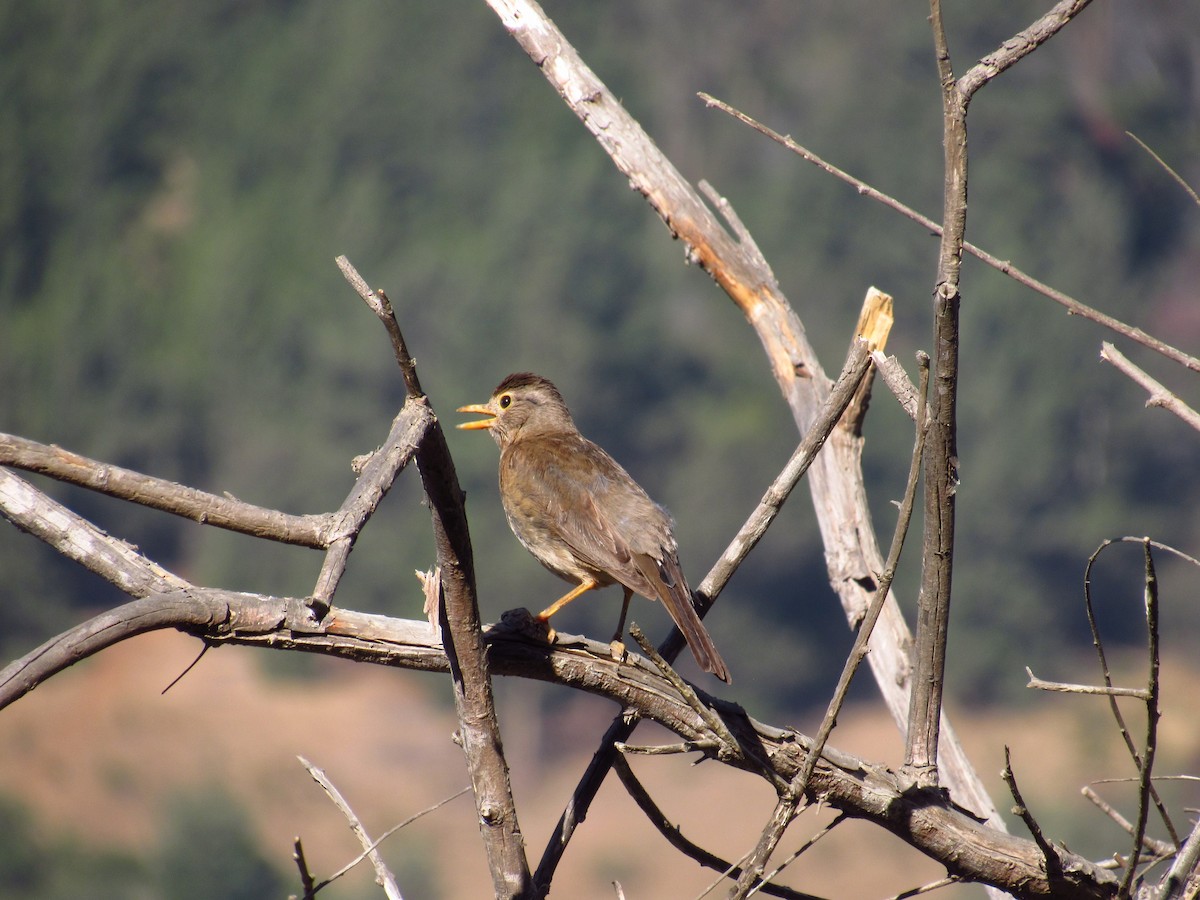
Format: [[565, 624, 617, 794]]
[[2, 1, 1198, 897]]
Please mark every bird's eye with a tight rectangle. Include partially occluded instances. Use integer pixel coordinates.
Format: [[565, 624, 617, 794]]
[[498, 393, 512, 409]]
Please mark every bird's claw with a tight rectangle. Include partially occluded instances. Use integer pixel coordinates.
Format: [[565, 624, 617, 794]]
[[609, 639, 627, 663]]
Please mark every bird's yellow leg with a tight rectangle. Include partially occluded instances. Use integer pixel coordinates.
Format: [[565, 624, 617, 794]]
[[536, 579, 599, 621]]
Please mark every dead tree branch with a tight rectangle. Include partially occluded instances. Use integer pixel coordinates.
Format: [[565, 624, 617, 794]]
[[335, 258, 533, 898], [1100, 343, 1200, 435], [298, 756, 404, 900], [694, 100, 1200, 377], [0, 576, 1121, 900]]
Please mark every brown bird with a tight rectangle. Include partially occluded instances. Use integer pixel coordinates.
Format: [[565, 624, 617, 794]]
[[457, 372, 729, 683]]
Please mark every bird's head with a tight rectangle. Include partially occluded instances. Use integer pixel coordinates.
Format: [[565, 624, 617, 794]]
[[457, 372, 577, 447]]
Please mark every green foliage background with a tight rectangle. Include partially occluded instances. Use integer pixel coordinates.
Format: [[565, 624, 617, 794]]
[[1, 0, 1198, 886]]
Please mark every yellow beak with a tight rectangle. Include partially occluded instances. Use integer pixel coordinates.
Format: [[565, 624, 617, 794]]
[[456, 403, 496, 430]]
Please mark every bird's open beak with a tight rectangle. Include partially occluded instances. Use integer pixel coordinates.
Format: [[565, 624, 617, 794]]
[[456, 403, 496, 430]]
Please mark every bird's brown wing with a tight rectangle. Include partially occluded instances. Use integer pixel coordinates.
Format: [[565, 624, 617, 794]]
[[511, 435, 730, 682]]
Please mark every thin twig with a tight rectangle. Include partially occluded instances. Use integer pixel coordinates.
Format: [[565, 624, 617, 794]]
[[611, 756, 823, 900], [1002, 746, 1063, 881], [292, 836, 317, 899], [1122, 541, 1162, 894], [614, 740, 719, 756], [693, 340, 872, 602], [747, 814, 846, 899], [1100, 342, 1200, 434], [1127, 132, 1200, 208], [298, 756, 404, 900], [888, 878, 962, 899], [1084, 539, 1180, 846], [871, 351, 921, 422], [794, 355, 929, 795], [1024, 667, 1150, 700], [696, 94, 1200, 376], [1081, 786, 1175, 858], [694, 848, 757, 900], [313, 785, 473, 893], [627, 624, 742, 766]]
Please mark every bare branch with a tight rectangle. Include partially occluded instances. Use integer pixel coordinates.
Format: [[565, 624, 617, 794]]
[[1081, 787, 1175, 858], [1025, 668, 1150, 700], [298, 756, 404, 900], [1084, 539, 1180, 847], [336, 258, 532, 896], [1100, 343, 1200, 434], [0, 579, 1122, 898], [1002, 746, 1064, 881], [611, 756, 824, 900], [957, 0, 1096, 98], [696, 94, 1200, 376], [904, 0, 964, 788], [1127, 132, 1200, 208], [0, 466, 191, 597], [0, 432, 331, 546], [1122, 541, 1162, 894]]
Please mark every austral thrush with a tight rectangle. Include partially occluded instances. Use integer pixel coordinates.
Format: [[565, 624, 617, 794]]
[[457, 372, 730, 683]]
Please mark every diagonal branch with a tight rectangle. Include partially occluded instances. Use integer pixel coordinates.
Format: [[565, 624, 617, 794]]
[[336, 257, 532, 897], [610, 755, 825, 900], [1100, 343, 1200, 435], [298, 756, 404, 900], [958, 0, 1096, 99], [697, 95, 1200, 375]]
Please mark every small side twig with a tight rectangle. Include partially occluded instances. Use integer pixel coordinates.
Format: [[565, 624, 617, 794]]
[[1081, 786, 1175, 858], [293, 837, 317, 899], [626, 624, 741, 765], [298, 756, 404, 900], [1100, 342, 1200, 435], [614, 739, 719, 756], [611, 755, 822, 900], [1127, 131, 1200, 208], [1024, 667, 1150, 700], [1085, 539, 1180, 847], [696, 94, 1200, 376], [1002, 746, 1063, 881], [1122, 540, 1162, 894]]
